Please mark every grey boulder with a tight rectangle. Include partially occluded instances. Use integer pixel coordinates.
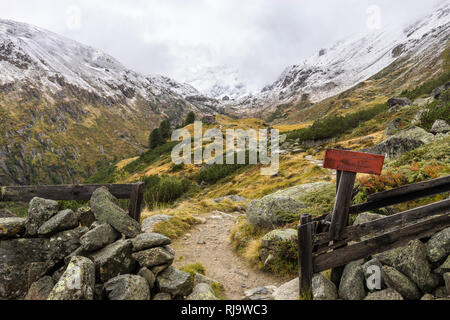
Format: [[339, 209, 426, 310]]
[[25, 276, 54, 300], [38, 209, 79, 236], [47, 256, 95, 300], [105, 274, 150, 300], [364, 288, 404, 300], [80, 223, 120, 251], [141, 214, 173, 233], [338, 261, 366, 300], [90, 187, 141, 238], [88, 239, 135, 283], [0, 217, 25, 239], [25, 197, 59, 236], [427, 227, 450, 263], [156, 266, 192, 297], [430, 120, 450, 134], [312, 273, 337, 300], [272, 278, 298, 300], [132, 246, 174, 268], [376, 240, 439, 293], [382, 266, 421, 300], [131, 232, 171, 251]]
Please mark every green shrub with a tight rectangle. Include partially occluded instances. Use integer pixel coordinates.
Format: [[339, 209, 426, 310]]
[[170, 163, 185, 172], [184, 111, 195, 126], [419, 100, 450, 131], [286, 104, 388, 142], [149, 128, 164, 149], [159, 119, 172, 140], [143, 175, 190, 208], [123, 141, 178, 174], [195, 151, 254, 184]]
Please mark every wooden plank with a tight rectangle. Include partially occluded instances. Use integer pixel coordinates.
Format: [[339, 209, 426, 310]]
[[367, 175, 450, 202], [329, 171, 356, 240], [313, 212, 450, 272], [0, 184, 135, 202], [298, 214, 313, 299], [128, 182, 145, 222], [314, 198, 450, 247], [323, 149, 384, 175], [349, 181, 450, 214], [311, 176, 450, 222]]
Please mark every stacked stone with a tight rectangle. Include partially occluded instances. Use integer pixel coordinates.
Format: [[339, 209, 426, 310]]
[[0, 187, 194, 300]]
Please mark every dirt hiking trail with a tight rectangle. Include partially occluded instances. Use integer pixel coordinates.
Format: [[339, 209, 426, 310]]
[[172, 211, 287, 299]]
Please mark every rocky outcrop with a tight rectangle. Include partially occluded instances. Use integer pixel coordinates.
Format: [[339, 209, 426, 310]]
[[367, 126, 435, 160], [387, 97, 412, 108], [246, 182, 329, 229], [430, 120, 450, 135]]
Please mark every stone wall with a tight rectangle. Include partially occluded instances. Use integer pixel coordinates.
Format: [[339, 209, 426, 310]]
[[0, 187, 200, 300]]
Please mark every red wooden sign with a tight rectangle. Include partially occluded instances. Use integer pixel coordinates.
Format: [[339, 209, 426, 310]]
[[323, 149, 384, 175]]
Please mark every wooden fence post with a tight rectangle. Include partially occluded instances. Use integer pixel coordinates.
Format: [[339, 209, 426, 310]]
[[298, 214, 313, 300], [329, 171, 356, 240], [128, 182, 145, 222]]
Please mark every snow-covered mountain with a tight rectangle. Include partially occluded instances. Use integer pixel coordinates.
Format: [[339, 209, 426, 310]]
[[181, 65, 252, 100], [0, 18, 218, 185], [221, 2, 450, 114], [0, 18, 215, 115]]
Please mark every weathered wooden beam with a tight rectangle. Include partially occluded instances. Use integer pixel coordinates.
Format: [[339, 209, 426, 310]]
[[349, 176, 450, 214], [311, 175, 450, 222], [367, 175, 450, 202], [128, 182, 145, 222], [314, 198, 450, 247], [0, 184, 136, 202], [298, 214, 313, 300], [313, 212, 450, 272], [329, 171, 356, 240]]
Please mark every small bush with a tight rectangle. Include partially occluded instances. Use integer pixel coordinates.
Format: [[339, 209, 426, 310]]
[[143, 175, 190, 208], [286, 104, 388, 142], [419, 100, 450, 131]]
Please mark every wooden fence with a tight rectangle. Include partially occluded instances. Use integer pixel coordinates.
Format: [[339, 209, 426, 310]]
[[297, 151, 450, 298], [0, 183, 145, 221]]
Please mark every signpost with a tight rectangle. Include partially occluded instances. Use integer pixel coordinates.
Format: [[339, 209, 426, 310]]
[[298, 148, 385, 297]]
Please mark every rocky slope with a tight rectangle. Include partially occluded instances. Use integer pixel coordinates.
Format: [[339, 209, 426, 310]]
[[0, 18, 219, 185]]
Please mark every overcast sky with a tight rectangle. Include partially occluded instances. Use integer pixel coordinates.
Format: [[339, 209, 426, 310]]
[[1, 0, 447, 90]]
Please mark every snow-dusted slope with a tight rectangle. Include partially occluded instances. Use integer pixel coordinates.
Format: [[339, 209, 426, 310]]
[[181, 65, 251, 100], [223, 2, 450, 114], [0, 18, 218, 185], [0, 18, 211, 112]]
